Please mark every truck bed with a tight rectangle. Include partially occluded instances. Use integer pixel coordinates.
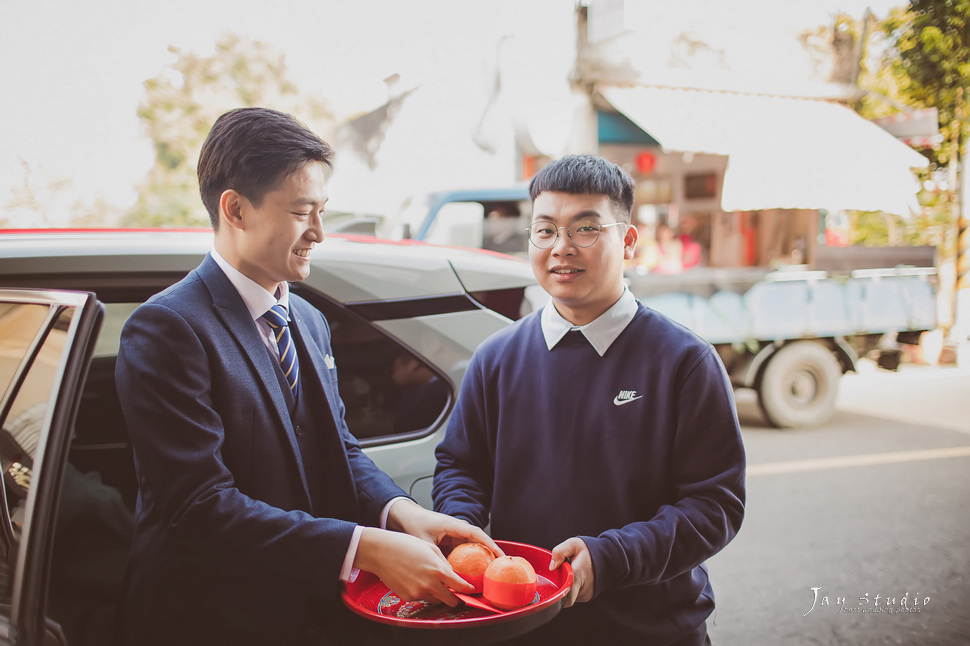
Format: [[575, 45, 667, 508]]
[[629, 266, 937, 346]]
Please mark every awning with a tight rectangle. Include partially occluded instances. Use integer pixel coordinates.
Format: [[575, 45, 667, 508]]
[[601, 87, 929, 215]]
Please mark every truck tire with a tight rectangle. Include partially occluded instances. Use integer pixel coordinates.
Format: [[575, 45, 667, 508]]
[[757, 341, 841, 428]]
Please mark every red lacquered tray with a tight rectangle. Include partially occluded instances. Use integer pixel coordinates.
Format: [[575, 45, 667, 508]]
[[341, 540, 573, 645]]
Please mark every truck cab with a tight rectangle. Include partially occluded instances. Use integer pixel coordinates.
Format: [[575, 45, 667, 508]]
[[403, 187, 533, 258]]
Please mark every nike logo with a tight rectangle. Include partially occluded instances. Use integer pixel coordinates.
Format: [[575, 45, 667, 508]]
[[613, 390, 643, 406]]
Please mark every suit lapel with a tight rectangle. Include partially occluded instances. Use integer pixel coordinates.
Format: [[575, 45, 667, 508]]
[[196, 255, 312, 503]]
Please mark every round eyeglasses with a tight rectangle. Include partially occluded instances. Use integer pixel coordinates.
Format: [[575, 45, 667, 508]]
[[526, 219, 627, 249]]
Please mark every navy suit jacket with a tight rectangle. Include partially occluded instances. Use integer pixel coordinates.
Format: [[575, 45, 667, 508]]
[[115, 254, 405, 645]]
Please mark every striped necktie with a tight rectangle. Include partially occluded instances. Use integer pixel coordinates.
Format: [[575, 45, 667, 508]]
[[262, 304, 299, 395]]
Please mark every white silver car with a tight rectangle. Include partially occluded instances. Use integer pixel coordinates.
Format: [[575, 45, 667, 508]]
[[0, 229, 540, 646]]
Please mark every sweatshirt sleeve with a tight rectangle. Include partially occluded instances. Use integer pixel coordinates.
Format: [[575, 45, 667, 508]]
[[431, 353, 494, 529], [582, 346, 746, 597]]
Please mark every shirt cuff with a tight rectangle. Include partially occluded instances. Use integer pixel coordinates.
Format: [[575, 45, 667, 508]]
[[339, 497, 412, 583], [339, 525, 364, 583], [381, 496, 411, 529]]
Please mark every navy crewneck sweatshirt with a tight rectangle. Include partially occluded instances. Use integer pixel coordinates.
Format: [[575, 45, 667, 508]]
[[434, 302, 745, 644]]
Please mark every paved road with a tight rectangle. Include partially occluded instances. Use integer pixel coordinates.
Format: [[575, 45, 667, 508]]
[[706, 362, 970, 645]]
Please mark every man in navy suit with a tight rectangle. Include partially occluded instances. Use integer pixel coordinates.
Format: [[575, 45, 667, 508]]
[[115, 107, 497, 646]]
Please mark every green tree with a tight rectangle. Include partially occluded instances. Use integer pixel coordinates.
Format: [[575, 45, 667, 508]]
[[124, 33, 334, 227], [880, 0, 969, 168], [832, 2, 968, 258], [881, 0, 970, 292]]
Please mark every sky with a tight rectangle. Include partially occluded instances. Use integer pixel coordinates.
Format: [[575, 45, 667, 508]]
[[0, 0, 907, 226]]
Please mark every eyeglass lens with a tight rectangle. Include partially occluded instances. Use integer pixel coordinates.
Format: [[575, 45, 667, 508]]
[[529, 220, 603, 248]]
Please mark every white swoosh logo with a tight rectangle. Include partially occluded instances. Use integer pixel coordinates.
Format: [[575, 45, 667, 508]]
[[613, 394, 643, 406]]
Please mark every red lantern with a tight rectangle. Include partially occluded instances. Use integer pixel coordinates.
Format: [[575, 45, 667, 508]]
[[635, 151, 656, 175]]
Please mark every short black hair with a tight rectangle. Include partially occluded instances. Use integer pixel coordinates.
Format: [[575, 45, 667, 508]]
[[198, 107, 334, 229], [528, 154, 635, 221]]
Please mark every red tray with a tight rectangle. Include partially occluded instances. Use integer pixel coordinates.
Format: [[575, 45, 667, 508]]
[[341, 540, 573, 645]]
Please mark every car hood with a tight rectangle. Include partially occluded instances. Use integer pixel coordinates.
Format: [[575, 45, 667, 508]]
[[308, 237, 537, 304]]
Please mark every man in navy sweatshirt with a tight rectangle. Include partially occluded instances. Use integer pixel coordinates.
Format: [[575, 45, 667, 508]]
[[433, 154, 745, 645]]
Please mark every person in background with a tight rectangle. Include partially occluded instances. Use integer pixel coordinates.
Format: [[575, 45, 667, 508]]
[[654, 221, 685, 274], [115, 107, 499, 646], [678, 214, 704, 270], [433, 154, 745, 645]]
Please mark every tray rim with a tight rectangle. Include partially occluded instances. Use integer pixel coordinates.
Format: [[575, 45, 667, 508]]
[[340, 539, 574, 631]]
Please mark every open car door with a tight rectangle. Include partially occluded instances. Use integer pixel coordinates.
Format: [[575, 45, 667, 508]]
[[0, 290, 104, 645]]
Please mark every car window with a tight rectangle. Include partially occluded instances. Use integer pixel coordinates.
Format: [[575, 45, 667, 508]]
[[0, 302, 52, 395], [0, 300, 97, 620], [293, 287, 452, 444], [425, 202, 485, 248], [65, 291, 451, 509], [0, 296, 122, 646], [481, 200, 531, 257], [424, 200, 532, 258], [0, 305, 77, 539]]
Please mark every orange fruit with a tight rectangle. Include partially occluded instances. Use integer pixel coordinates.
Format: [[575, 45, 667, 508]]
[[483, 555, 538, 610], [447, 542, 496, 594]]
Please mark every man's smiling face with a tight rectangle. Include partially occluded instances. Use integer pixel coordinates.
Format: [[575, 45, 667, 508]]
[[233, 161, 328, 294], [528, 190, 636, 326]]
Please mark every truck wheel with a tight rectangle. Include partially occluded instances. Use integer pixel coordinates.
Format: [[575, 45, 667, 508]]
[[757, 341, 841, 428]]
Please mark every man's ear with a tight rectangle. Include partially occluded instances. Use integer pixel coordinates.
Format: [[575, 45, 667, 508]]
[[623, 222, 639, 261], [219, 190, 246, 231]]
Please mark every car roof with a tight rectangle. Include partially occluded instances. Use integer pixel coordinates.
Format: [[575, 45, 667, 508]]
[[0, 229, 537, 303]]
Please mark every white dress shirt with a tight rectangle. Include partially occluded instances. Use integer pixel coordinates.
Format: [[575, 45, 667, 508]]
[[540, 287, 639, 356]]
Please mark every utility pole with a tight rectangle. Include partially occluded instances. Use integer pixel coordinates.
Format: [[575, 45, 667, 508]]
[[958, 106, 969, 293], [953, 88, 968, 290], [954, 88, 969, 365]]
